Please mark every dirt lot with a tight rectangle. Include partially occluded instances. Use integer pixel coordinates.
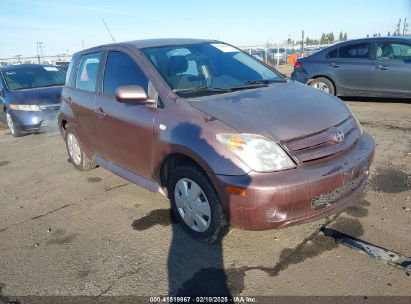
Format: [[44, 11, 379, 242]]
[[0, 67, 410, 302]]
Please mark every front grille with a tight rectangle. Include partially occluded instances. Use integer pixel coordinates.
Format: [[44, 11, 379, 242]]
[[282, 116, 360, 163], [311, 175, 366, 209]]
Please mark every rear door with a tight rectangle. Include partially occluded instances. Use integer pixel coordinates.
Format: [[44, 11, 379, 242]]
[[330, 42, 373, 95], [68, 52, 103, 155], [372, 41, 411, 97], [94, 50, 155, 179]]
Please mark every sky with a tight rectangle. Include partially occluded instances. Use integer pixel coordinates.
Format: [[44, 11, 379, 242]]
[[0, 0, 410, 58]]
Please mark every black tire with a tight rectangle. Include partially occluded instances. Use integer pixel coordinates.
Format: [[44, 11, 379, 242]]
[[309, 77, 335, 95], [168, 166, 228, 243], [64, 125, 96, 171], [6, 110, 23, 137]]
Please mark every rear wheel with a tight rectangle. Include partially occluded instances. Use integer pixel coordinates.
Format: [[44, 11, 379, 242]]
[[168, 166, 228, 243], [6, 110, 22, 137], [309, 77, 335, 95], [65, 126, 96, 171]]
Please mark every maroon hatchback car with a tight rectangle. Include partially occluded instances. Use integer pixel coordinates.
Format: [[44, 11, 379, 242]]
[[58, 39, 375, 243]]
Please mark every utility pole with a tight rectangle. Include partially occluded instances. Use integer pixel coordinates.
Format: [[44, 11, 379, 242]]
[[396, 18, 402, 36], [264, 36, 271, 64], [403, 18, 408, 36], [36, 41, 43, 63], [15, 55, 22, 64], [301, 30, 304, 57]]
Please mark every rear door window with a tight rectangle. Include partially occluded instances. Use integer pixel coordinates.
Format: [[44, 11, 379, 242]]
[[103, 51, 148, 97], [376, 42, 411, 60], [75, 52, 102, 92], [339, 43, 370, 59]]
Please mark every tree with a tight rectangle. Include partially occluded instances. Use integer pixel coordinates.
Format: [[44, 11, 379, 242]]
[[387, 31, 391, 36], [320, 33, 325, 44], [329, 32, 335, 43], [339, 31, 344, 41], [366, 34, 369, 38], [378, 32, 381, 37], [343, 32, 348, 41]]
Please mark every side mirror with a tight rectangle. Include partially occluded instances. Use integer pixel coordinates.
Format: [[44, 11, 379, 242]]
[[115, 85, 156, 106]]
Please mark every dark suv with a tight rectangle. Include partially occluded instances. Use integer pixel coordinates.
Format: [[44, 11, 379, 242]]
[[59, 39, 374, 243]]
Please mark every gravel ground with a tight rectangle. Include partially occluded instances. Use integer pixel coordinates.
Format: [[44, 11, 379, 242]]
[[0, 70, 410, 302]]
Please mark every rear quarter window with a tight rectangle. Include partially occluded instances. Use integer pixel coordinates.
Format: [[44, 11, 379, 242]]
[[65, 54, 80, 88], [339, 43, 369, 59], [327, 48, 338, 59], [75, 52, 102, 92]]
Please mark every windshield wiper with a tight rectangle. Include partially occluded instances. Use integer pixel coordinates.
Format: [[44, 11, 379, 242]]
[[244, 79, 287, 85], [173, 86, 233, 94]]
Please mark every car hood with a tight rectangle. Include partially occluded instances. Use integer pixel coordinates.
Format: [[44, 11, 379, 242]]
[[187, 81, 351, 141], [6, 86, 62, 105]]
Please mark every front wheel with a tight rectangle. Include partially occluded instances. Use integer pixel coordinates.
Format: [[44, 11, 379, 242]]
[[6, 110, 22, 137], [168, 166, 228, 243], [309, 77, 335, 95], [65, 126, 96, 171]]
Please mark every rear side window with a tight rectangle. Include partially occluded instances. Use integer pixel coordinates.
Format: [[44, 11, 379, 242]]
[[339, 43, 369, 59], [65, 54, 80, 88], [103, 51, 148, 97], [376, 42, 411, 60], [327, 48, 338, 59], [75, 52, 102, 92]]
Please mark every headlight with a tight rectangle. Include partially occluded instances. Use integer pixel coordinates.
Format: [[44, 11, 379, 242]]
[[10, 104, 41, 111], [216, 134, 296, 172]]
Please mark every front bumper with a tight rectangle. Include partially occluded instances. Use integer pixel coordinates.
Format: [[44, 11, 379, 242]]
[[9, 108, 59, 133], [214, 133, 375, 230]]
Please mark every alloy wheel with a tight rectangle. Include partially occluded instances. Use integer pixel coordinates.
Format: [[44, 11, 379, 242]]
[[311, 81, 330, 93], [6, 112, 15, 135]]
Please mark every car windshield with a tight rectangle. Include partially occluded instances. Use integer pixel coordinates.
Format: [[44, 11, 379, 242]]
[[142, 42, 283, 96], [2, 66, 66, 90]]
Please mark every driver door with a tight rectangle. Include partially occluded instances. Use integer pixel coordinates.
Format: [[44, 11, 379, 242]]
[[95, 50, 155, 179]]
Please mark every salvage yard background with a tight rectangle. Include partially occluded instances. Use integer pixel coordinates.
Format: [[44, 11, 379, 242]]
[[0, 65, 410, 300]]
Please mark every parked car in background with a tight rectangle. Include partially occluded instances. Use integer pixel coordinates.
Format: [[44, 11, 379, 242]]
[[59, 38, 374, 243], [250, 49, 265, 62], [269, 48, 287, 63], [291, 37, 411, 97], [54, 61, 70, 72], [0, 64, 64, 136]]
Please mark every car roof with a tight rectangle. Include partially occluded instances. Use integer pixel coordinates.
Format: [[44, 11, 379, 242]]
[[76, 38, 220, 55], [328, 36, 411, 48], [0, 64, 54, 72]]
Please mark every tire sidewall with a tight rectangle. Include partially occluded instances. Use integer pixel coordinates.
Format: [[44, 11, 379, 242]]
[[168, 166, 227, 243]]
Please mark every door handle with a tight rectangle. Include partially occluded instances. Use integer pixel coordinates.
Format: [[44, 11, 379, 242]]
[[376, 65, 388, 70], [329, 63, 340, 68], [95, 107, 107, 117], [64, 96, 72, 104]]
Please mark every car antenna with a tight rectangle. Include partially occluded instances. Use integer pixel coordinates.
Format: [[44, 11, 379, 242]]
[[102, 19, 116, 43]]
